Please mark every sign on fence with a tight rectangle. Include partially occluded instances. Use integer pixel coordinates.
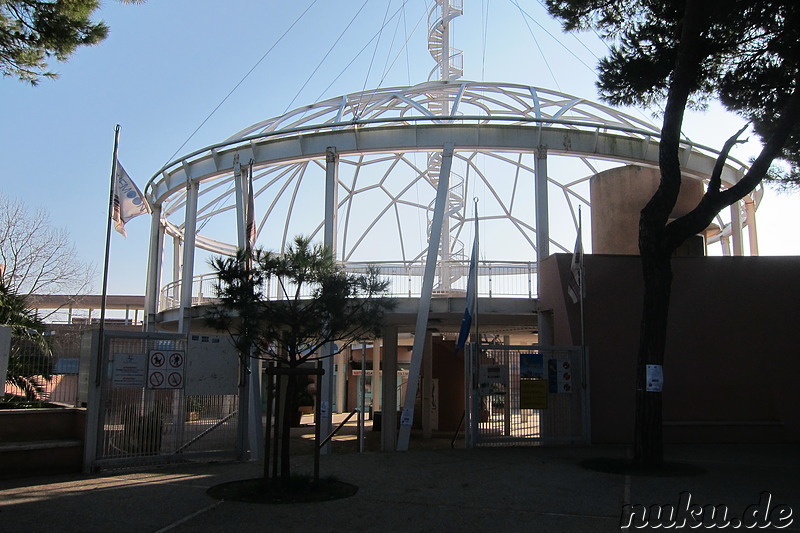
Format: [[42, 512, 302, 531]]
[[112, 353, 146, 387], [147, 349, 185, 389]]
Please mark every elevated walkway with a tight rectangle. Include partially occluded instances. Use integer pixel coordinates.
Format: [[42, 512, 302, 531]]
[[154, 295, 537, 335]]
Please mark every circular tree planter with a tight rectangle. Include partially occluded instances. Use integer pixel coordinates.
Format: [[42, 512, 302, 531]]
[[207, 476, 358, 504]]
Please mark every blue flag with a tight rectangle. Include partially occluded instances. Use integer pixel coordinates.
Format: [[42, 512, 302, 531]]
[[455, 233, 478, 353]]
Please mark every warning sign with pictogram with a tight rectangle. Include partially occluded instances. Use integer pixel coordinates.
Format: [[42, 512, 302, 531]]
[[547, 358, 573, 394], [147, 349, 186, 390]]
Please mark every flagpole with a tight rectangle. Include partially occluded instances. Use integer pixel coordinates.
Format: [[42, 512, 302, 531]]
[[578, 207, 591, 442], [578, 206, 587, 387], [472, 197, 479, 347], [97, 124, 120, 384]]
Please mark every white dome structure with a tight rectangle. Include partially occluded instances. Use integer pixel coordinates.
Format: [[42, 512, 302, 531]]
[[141, 0, 756, 328], [137, 0, 762, 453]]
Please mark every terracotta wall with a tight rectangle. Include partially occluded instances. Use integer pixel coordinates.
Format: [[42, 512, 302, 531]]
[[431, 336, 465, 432], [539, 254, 800, 444]]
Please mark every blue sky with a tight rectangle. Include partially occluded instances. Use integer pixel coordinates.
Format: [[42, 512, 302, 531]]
[[1, 0, 797, 296]]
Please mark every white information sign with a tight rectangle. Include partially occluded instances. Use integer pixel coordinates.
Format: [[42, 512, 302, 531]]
[[646, 364, 664, 392], [112, 353, 146, 388], [400, 407, 413, 427]]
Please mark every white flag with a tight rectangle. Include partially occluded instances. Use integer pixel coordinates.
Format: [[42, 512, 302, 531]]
[[112, 161, 149, 237], [567, 230, 584, 304]]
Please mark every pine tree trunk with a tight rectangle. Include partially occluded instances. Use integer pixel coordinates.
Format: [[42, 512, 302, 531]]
[[633, 243, 672, 468]]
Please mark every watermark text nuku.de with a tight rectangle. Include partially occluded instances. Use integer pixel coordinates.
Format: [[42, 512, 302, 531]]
[[620, 491, 793, 529]]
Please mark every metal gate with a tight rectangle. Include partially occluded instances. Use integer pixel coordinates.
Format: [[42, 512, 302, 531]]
[[82, 330, 242, 471], [466, 344, 589, 447]]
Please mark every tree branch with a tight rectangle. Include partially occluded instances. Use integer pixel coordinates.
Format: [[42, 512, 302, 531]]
[[665, 82, 800, 247]]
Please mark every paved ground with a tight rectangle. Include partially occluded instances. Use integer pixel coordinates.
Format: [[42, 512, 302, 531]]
[[1, 419, 798, 532]]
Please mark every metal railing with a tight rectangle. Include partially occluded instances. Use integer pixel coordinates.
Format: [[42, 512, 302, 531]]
[[159, 260, 537, 312]]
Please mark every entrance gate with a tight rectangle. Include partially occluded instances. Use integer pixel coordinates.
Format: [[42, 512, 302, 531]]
[[82, 330, 242, 471], [466, 345, 589, 447]]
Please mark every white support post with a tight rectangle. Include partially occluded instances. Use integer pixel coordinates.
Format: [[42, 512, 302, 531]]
[[144, 203, 164, 332], [381, 325, 398, 451], [335, 351, 346, 413], [172, 236, 182, 308], [422, 331, 433, 439], [373, 337, 382, 413], [721, 235, 731, 256], [534, 146, 552, 352], [178, 180, 199, 334], [745, 199, 759, 256], [320, 146, 339, 454], [731, 201, 744, 256], [230, 156, 262, 460], [397, 143, 454, 451], [534, 146, 550, 260], [535, 146, 550, 338], [324, 147, 339, 251]]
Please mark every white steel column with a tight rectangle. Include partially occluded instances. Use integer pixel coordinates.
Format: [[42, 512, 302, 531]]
[[422, 331, 433, 439], [745, 199, 759, 256], [335, 351, 346, 413], [172, 237, 182, 307], [144, 203, 164, 332], [534, 146, 550, 260], [321, 147, 339, 454], [373, 337, 382, 413], [397, 143, 454, 452], [721, 235, 732, 256], [381, 324, 398, 451], [534, 146, 550, 344], [731, 201, 744, 256], [232, 156, 262, 460], [178, 181, 199, 334]]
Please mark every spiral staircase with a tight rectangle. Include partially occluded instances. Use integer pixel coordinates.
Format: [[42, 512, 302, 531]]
[[426, 0, 467, 291]]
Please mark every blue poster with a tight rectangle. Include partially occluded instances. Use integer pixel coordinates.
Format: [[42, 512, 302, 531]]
[[520, 353, 544, 379]]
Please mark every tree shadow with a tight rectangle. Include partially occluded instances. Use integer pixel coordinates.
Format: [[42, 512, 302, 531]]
[[206, 475, 358, 504], [580, 457, 706, 477]]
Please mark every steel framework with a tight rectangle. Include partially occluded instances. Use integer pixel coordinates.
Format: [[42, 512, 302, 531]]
[[143, 80, 755, 309], [140, 0, 760, 454], [142, 0, 757, 325]]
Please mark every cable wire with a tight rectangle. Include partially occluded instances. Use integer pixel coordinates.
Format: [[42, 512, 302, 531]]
[[163, 0, 320, 167], [314, 1, 427, 106], [283, 0, 371, 114], [355, 0, 393, 118], [509, 0, 561, 90]]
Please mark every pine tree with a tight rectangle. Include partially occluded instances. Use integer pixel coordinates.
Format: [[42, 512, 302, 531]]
[[206, 236, 395, 484], [546, 0, 800, 467], [1, 0, 144, 84]]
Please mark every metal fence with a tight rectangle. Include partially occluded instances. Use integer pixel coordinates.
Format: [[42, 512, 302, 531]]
[[3, 334, 80, 407], [466, 344, 588, 447], [84, 331, 241, 471]]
